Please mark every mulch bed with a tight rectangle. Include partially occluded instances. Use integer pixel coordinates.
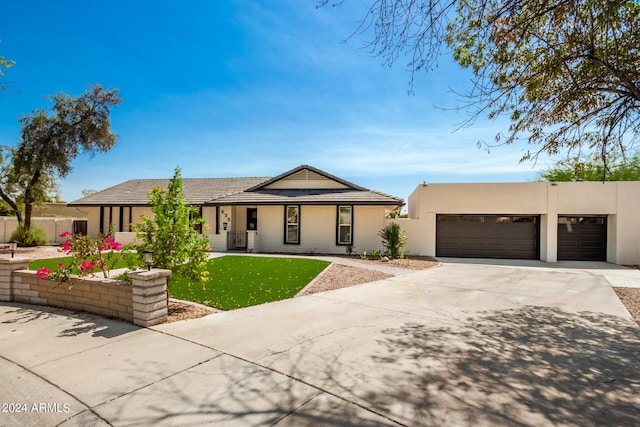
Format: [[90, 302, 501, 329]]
[[167, 301, 215, 322]]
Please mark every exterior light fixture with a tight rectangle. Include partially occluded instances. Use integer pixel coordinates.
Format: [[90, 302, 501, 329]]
[[142, 249, 154, 271], [8, 240, 17, 258]]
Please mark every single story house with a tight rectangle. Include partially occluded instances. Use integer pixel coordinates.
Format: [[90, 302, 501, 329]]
[[388, 181, 640, 265], [68, 165, 404, 254], [69, 166, 640, 266]]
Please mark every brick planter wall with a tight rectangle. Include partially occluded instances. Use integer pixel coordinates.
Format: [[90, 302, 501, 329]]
[[14, 271, 134, 321], [0, 257, 171, 326]]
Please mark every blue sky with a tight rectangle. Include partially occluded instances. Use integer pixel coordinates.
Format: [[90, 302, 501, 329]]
[[0, 0, 552, 204]]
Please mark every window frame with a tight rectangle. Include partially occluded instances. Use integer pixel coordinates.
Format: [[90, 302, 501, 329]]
[[336, 205, 353, 246], [284, 205, 300, 245]]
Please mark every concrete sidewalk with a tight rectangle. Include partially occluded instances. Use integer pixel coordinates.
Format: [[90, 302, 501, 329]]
[[2, 261, 640, 426]]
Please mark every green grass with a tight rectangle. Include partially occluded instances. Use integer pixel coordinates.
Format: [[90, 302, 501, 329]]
[[29, 254, 129, 273], [170, 256, 330, 310]]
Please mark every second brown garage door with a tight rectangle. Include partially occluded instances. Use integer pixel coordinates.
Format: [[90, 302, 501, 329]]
[[436, 215, 539, 259], [557, 216, 607, 261]]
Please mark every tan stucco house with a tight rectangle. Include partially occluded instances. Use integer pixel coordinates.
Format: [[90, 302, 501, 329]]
[[68, 165, 404, 254], [389, 181, 640, 265]]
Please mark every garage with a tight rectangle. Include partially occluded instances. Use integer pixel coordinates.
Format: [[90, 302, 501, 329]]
[[557, 216, 607, 261], [436, 215, 540, 259]]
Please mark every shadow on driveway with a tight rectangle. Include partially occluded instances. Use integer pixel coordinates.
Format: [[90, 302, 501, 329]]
[[369, 305, 640, 425], [1, 304, 136, 338]]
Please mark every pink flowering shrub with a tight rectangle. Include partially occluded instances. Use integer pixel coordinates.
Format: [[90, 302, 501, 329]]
[[35, 267, 51, 279], [37, 231, 124, 287]]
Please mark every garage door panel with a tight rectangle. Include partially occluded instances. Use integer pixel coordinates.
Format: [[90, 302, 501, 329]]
[[557, 216, 606, 261], [436, 215, 539, 259]]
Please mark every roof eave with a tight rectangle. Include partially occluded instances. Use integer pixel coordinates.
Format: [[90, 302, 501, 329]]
[[205, 200, 404, 206]]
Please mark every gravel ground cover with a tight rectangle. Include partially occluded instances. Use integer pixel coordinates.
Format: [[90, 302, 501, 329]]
[[614, 287, 640, 326]]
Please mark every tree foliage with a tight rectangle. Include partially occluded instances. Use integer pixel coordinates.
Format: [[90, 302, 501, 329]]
[[0, 85, 121, 230], [538, 153, 640, 181], [132, 167, 211, 287], [0, 146, 59, 220], [323, 0, 640, 163], [0, 55, 12, 74], [0, 53, 14, 90]]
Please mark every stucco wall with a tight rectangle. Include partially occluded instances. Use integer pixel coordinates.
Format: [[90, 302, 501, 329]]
[[202, 206, 226, 251], [253, 205, 387, 255], [385, 217, 431, 257], [409, 182, 550, 215], [556, 182, 618, 214], [353, 206, 386, 253], [615, 182, 640, 265]]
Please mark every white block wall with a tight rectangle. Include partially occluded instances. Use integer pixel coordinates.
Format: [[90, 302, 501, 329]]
[[0, 217, 78, 244]]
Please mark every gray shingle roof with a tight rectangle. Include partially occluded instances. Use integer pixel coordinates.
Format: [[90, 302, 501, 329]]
[[68, 166, 404, 207], [69, 177, 270, 206], [208, 189, 403, 205]]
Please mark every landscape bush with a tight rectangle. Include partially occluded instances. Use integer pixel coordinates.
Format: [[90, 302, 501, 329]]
[[10, 224, 48, 247], [379, 223, 407, 259]]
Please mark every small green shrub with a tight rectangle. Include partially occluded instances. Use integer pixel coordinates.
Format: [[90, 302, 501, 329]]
[[379, 223, 408, 259], [10, 225, 48, 247]]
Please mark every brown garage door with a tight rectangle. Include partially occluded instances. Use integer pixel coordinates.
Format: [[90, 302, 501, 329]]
[[557, 216, 606, 261], [436, 215, 539, 259]]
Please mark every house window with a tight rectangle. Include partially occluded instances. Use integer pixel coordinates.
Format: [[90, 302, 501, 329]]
[[337, 205, 353, 245], [285, 205, 300, 244]]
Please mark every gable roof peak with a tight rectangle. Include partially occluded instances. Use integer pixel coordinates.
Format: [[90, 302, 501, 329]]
[[247, 165, 368, 192]]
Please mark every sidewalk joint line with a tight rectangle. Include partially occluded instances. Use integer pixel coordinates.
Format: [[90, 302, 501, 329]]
[[0, 354, 113, 427]]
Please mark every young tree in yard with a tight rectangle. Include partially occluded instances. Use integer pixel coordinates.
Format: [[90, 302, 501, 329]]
[[539, 153, 640, 181], [133, 167, 211, 288], [0, 85, 121, 240], [322, 1, 640, 164]]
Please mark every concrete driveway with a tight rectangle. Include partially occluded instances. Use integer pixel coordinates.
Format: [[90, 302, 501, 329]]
[[1, 260, 640, 426]]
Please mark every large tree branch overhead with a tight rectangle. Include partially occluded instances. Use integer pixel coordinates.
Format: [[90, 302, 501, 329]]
[[324, 0, 640, 162]]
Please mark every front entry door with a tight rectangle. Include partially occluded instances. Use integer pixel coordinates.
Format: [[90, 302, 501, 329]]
[[246, 208, 258, 231]]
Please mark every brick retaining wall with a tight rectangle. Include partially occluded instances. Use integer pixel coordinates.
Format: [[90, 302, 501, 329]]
[[14, 271, 134, 321], [0, 257, 171, 326]]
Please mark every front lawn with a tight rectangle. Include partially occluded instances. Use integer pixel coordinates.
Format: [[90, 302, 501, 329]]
[[170, 256, 330, 310]]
